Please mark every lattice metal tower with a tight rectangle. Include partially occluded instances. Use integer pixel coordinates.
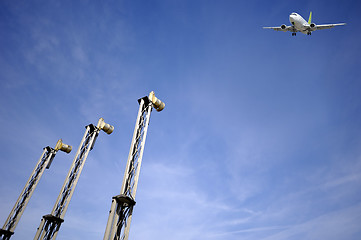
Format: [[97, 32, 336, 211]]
[[34, 118, 114, 240], [103, 91, 165, 240], [0, 140, 72, 240]]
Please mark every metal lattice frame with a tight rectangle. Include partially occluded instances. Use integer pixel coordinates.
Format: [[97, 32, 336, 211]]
[[0, 147, 56, 240], [34, 118, 112, 240], [103, 96, 155, 240]]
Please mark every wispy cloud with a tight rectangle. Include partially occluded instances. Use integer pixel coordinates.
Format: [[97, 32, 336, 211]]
[[260, 203, 361, 240]]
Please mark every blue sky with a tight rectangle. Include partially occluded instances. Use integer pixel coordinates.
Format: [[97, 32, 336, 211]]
[[1, 0, 361, 239]]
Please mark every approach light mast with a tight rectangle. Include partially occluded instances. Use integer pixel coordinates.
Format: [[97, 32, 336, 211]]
[[0, 140, 72, 240], [103, 91, 165, 240], [33, 118, 114, 240]]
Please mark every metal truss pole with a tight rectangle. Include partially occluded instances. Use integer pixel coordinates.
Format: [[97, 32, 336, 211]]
[[0, 140, 72, 240], [103, 91, 165, 240], [34, 118, 114, 240]]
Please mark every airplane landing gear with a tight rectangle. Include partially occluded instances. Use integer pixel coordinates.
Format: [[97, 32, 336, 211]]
[[292, 33, 296, 36]]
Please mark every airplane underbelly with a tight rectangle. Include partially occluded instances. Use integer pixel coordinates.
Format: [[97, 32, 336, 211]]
[[295, 22, 305, 31]]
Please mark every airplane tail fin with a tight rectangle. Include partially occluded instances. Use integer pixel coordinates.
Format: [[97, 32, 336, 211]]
[[308, 11, 312, 24]]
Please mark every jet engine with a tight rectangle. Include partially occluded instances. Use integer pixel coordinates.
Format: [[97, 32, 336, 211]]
[[310, 23, 317, 30], [281, 24, 287, 30]]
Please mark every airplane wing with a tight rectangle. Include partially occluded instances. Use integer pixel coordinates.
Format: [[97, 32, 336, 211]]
[[315, 23, 346, 30], [263, 25, 296, 32]]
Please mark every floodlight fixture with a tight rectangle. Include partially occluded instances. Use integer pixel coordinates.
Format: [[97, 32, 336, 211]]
[[149, 91, 165, 112], [97, 118, 114, 134]]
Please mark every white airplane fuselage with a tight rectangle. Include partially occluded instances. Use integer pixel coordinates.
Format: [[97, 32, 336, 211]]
[[289, 13, 309, 34]]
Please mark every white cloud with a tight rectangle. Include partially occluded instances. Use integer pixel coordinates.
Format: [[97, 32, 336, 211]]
[[260, 203, 361, 240]]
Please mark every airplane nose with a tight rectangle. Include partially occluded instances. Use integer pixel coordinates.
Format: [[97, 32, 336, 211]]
[[289, 16, 294, 24]]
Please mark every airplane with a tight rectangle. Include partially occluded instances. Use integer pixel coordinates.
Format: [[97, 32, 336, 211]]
[[263, 12, 346, 36]]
